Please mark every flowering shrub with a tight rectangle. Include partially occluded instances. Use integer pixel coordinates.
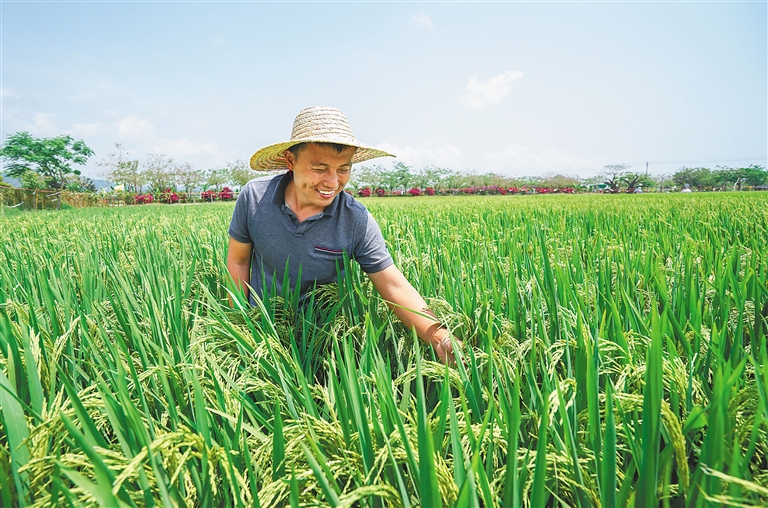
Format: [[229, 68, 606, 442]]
[[408, 187, 421, 196], [135, 194, 154, 205], [358, 187, 371, 197], [219, 187, 235, 201], [425, 187, 435, 196], [375, 188, 387, 197], [201, 190, 216, 202], [160, 188, 179, 204]]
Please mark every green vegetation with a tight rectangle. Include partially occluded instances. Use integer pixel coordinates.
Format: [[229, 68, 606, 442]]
[[0, 132, 94, 192], [0, 193, 766, 506]]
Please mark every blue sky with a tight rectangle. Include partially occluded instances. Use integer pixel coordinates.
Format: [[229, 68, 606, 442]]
[[2, 1, 766, 179]]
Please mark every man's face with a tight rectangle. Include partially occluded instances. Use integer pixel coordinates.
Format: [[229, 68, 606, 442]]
[[284, 143, 355, 211]]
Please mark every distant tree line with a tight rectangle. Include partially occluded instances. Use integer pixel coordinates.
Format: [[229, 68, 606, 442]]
[[97, 144, 269, 194], [2, 132, 766, 197], [349, 162, 767, 194], [595, 163, 767, 193]]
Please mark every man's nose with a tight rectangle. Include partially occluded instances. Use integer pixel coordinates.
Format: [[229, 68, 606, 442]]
[[324, 172, 339, 187]]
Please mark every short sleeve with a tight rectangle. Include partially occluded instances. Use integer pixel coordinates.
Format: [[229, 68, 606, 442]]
[[228, 187, 253, 244], [353, 210, 394, 274]]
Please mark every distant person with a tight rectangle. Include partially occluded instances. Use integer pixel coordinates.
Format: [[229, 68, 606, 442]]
[[681, 184, 692, 193], [633, 186, 643, 194], [226, 106, 460, 364]]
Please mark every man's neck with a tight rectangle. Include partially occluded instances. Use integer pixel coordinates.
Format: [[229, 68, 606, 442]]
[[284, 181, 324, 223]]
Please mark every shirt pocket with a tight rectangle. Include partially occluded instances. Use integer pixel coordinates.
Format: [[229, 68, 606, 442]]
[[314, 246, 345, 257]]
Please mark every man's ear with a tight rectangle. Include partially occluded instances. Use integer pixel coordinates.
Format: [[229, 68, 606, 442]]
[[284, 149, 295, 170]]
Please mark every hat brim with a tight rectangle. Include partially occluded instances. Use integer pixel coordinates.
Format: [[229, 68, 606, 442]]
[[250, 139, 395, 171]]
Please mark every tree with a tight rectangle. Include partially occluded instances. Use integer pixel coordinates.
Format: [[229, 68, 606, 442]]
[[203, 168, 229, 191], [98, 144, 143, 192], [175, 162, 204, 195], [349, 164, 385, 191], [381, 162, 412, 192], [143, 153, 175, 193], [653, 173, 673, 192], [20, 171, 47, 190], [227, 159, 268, 189], [415, 165, 455, 190], [600, 164, 629, 193], [672, 167, 715, 191], [736, 164, 767, 187], [542, 173, 581, 190], [64, 175, 97, 193], [620, 172, 655, 191], [0, 131, 94, 191]]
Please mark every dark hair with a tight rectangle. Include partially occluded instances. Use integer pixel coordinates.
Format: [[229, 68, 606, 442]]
[[287, 142, 354, 158]]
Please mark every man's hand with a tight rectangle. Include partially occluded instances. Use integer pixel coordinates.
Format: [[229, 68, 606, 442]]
[[368, 265, 462, 365], [432, 332, 463, 365], [226, 237, 253, 306]]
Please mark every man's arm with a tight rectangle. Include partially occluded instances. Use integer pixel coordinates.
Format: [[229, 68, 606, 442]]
[[226, 236, 253, 305], [367, 265, 461, 364]]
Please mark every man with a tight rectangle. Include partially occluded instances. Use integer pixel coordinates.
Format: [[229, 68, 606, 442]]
[[227, 106, 459, 364]]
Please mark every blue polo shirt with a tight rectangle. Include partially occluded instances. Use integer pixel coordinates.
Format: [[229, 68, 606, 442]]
[[228, 172, 394, 302]]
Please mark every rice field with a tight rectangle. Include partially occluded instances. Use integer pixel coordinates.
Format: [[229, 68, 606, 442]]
[[0, 192, 767, 507]]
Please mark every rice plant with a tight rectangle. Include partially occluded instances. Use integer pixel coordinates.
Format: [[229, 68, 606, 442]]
[[0, 193, 766, 507]]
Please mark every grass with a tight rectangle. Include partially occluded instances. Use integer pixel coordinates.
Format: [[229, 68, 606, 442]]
[[0, 193, 766, 507]]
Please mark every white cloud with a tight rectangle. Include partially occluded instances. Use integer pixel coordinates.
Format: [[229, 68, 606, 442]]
[[117, 115, 155, 138], [210, 34, 225, 45], [376, 142, 462, 169], [412, 13, 434, 29], [479, 144, 605, 176], [70, 121, 106, 137], [33, 113, 58, 133], [151, 138, 221, 159], [1, 88, 18, 99], [461, 70, 524, 108]]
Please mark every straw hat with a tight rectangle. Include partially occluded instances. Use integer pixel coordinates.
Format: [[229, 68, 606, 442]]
[[249, 106, 395, 170]]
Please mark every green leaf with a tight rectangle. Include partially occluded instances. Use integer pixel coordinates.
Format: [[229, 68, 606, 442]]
[[0, 367, 30, 502], [416, 342, 443, 508], [272, 401, 285, 480]]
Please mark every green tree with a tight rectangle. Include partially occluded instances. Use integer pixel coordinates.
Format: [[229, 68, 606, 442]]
[[64, 175, 97, 193], [0, 131, 94, 191], [542, 173, 581, 190], [600, 164, 629, 193], [737, 164, 767, 187], [672, 167, 715, 191], [415, 165, 456, 190], [203, 167, 229, 191], [620, 172, 655, 191], [20, 171, 47, 190], [143, 153, 175, 193], [97, 144, 144, 192], [381, 162, 412, 192], [175, 162, 204, 195], [349, 164, 386, 191], [227, 159, 268, 189]]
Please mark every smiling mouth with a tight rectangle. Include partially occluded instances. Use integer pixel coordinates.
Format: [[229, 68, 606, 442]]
[[317, 189, 336, 198]]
